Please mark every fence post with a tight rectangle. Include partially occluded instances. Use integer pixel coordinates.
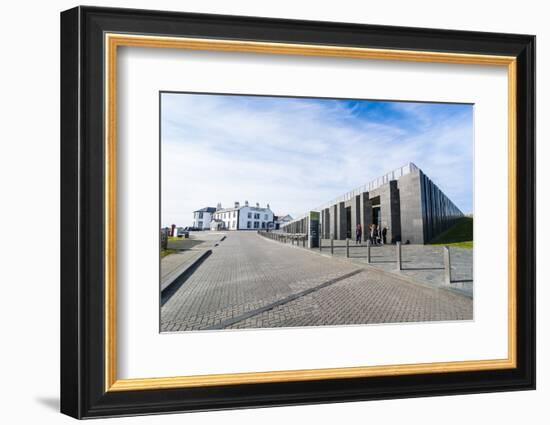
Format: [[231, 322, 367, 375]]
[[330, 234, 334, 255], [346, 238, 350, 258], [160, 229, 168, 251], [396, 241, 402, 270], [443, 246, 452, 285], [319, 236, 322, 251], [367, 239, 371, 263]]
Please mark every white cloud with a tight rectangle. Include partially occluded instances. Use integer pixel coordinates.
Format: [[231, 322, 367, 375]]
[[161, 93, 473, 227]]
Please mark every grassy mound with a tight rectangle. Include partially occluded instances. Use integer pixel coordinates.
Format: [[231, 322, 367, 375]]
[[430, 217, 473, 249]]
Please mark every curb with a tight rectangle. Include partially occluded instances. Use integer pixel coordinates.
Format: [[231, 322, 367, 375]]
[[161, 249, 212, 304]]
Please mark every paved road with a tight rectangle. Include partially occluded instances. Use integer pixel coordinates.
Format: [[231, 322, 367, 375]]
[[161, 232, 472, 332], [161, 232, 226, 291]]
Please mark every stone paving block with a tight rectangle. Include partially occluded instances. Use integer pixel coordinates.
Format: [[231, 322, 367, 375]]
[[161, 232, 472, 332]]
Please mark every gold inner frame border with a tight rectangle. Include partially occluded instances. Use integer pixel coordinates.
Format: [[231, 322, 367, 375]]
[[104, 33, 517, 392]]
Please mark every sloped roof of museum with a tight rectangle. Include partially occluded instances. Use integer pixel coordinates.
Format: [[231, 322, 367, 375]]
[[315, 162, 420, 211]]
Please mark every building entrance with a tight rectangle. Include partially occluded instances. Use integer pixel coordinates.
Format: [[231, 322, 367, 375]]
[[345, 206, 352, 239], [373, 206, 381, 228]]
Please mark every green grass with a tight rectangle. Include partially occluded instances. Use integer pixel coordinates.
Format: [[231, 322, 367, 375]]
[[430, 217, 473, 249], [169, 235, 190, 241], [160, 248, 178, 258]]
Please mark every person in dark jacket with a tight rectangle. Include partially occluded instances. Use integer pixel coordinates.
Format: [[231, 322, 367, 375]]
[[355, 223, 362, 244], [382, 227, 387, 244]]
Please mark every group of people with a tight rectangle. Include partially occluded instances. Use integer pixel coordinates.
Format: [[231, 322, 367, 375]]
[[355, 223, 387, 245]]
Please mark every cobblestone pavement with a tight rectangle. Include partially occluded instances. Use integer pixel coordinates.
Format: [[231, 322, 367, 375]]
[[161, 232, 472, 332], [161, 232, 226, 291], [311, 239, 473, 296], [227, 268, 472, 329]]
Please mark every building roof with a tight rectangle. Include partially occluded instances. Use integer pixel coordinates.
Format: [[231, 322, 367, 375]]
[[247, 206, 272, 212], [315, 163, 420, 211], [283, 162, 462, 227], [214, 207, 238, 213], [215, 205, 273, 213], [193, 207, 217, 213]]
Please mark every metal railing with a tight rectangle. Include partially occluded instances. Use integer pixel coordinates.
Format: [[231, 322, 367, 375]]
[[259, 230, 458, 286]]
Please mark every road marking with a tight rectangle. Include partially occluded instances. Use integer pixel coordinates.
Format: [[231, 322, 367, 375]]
[[205, 269, 364, 330]]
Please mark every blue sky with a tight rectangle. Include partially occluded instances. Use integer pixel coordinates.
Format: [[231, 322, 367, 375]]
[[161, 93, 473, 227]]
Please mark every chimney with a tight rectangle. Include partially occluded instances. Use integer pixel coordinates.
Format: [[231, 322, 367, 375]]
[[267, 203, 270, 209], [256, 202, 260, 208], [216, 202, 222, 211], [245, 200, 249, 207], [234, 201, 240, 209]]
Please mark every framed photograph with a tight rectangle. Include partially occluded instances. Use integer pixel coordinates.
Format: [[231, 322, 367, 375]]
[[60, 6, 535, 419]]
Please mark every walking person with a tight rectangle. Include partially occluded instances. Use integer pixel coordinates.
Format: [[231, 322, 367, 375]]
[[370, 224, 376, 245], [355, 223, 362, 244], [382, 227, 387, 244]]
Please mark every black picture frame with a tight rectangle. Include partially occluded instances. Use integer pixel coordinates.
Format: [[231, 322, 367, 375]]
[[60, 5, 535, 419]]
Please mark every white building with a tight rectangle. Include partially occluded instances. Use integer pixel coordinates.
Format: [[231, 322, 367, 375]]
[[211, 201, 274, 230], [192, 207, 216, 230], [209, 219, 225, 231], [274, 214, 293, 230]]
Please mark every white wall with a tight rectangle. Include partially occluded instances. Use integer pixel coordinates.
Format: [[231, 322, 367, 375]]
[[213, 209, 238, 229], [0, 1, 545, 424], [238, 207, 274, 230], [194, 211, 213, 230]]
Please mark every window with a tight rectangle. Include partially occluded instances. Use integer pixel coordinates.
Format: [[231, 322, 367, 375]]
[[198, 221, 203, 228], [254, 221, 259, 229], [261, 222, 266, 228], [248, 212, 252, 218], [233, 211, 237, 218], [199, 212, 203, 219], [264, 214, 268, 220], [247, 221, 251, 229], [254, 213, 260, 219]]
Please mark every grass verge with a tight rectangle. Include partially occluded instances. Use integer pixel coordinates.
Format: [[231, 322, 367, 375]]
[[430, 217, 473, 249], [160, 249, 178, 258]]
